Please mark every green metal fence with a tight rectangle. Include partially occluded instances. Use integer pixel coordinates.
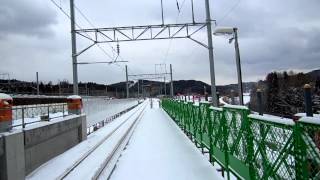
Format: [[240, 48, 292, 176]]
[[161, 99, 320, 180]]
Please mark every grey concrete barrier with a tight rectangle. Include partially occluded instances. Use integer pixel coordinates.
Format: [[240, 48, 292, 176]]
[[0, 114, 87, 180]]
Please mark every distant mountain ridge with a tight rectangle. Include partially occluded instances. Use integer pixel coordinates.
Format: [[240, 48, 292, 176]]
[[0, 69, 318, 97]]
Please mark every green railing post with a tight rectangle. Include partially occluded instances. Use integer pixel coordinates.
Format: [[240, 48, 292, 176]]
[[222, 113, 231, 180], [294, 123, 308, 179]]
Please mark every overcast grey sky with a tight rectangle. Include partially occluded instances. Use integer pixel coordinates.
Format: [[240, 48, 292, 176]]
[[0, 0, 319, 85]]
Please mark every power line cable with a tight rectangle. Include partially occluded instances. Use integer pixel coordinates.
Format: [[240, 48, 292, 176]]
[[74, 4, 126, 62], [162, 0, 188, 63], [217, 0, 242, 24], [49, 0, 114, 60], [72, 5, 127, 72]]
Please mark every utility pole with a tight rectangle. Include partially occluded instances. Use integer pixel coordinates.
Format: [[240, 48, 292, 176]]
[[160, 0, 164, 25], [170, 64, 174, 97], [70, 0, 78, 95], [137, 80, 140, 98], [142, 80, 144, 98], [36, 72, 39, 95], [205, 0, 218, 107], [125, 65, 129, 98], [191, 0, 195, 23], [164, 77, 167, 96], [234, 28, 244, 105], [106, 84, 108, 96], [58, 81, 62, 96]]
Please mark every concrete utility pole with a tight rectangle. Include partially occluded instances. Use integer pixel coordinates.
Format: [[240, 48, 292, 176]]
[[204, 0, 218, 106], [105, 84, 108, 96], [125, 65, 129, 98], [59, 81, 62, 96], [137, 80, 140, 98], [164, 77, 167, 96], [36, 72, 39, 95], [70, 0, 78, 95], [170, 64, 174, 97], [234, 28, 244, 105], [160, 0, 164, 25]]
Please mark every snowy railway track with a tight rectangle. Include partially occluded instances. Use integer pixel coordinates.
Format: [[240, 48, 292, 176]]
[[58, 102, 147, 180]]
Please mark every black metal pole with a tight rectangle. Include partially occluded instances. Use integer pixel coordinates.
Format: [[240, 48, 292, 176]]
[[304, 84, 313, 117], [257, 89, 263, 115], [234, 28, 244, 105]]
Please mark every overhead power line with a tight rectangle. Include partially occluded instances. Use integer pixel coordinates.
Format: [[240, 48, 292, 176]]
[[163, 0, 188, 63], [217, 0, 242, 24], [74, 4, 126, 63], [49, 0, 114, 61]]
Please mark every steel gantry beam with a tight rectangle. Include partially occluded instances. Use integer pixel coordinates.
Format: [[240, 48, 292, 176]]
[[69, 0, 219, 106], [126, 64, 173, 98], [74, 23, 208, 48]]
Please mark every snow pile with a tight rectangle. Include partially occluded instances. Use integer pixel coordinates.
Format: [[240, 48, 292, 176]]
[[209, 106, 223, 111], [243, 93, 251, 105], [248, 114, 295, 126], [294, 113, 320, 118], [224, 104, 249, 110], [0, 93, 12, 100], [67, 95, 82, 99], [299, 116, 320, 125]]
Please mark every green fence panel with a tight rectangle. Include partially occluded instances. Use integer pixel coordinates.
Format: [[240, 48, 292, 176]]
[[200, 102, 212, 149], [161, 99, 320, 180], [296, 117, 320, 179], [248, 114, 296, 180], [209, 107, 226, 166], [222, 105, 251, 180]]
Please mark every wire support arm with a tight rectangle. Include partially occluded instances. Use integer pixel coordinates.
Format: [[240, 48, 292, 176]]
[[75, 23, 207, 43]]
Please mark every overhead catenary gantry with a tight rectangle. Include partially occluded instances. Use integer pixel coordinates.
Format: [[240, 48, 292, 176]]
[[69, 0, 219, 106], [125, 64, 173, 98], [74, 23, 209, 48]]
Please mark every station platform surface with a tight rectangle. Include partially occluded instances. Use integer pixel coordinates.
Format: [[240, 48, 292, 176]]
[[109, 99, 222, 180]]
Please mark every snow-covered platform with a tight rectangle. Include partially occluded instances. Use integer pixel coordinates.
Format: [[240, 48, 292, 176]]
[[109, 99, 222, 180], [26, 99, 221, 180]]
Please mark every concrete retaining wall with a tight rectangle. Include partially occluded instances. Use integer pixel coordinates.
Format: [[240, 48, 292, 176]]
[[0, 114, 87, 180]]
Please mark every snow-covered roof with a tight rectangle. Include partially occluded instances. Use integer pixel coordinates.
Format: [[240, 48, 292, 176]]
[[67, 95, 82, 99], [248, 114, 295, 126], [299, 116, 320, 125], [0, 93, 12, 100]]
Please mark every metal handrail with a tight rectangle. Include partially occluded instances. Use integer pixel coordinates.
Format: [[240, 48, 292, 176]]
[[0, 103, 75, 129]]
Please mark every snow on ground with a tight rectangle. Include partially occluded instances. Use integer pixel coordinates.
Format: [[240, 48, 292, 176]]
[[243, 93, 251, 105], [26, 101, 147, 180], [109, 99, 223, 180], [11, 98, 140, 128], [83, 98, 139, 126], [12, 112, 68, 129]]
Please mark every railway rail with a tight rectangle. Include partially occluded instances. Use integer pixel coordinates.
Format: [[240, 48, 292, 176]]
[[58, 101, 147, 180]]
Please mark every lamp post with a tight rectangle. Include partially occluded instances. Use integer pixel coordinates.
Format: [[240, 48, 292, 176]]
[[214, 27, 244, 105]]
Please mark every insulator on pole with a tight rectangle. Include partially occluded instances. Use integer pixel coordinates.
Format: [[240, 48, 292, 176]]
[[116, 43, 120, 55]]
